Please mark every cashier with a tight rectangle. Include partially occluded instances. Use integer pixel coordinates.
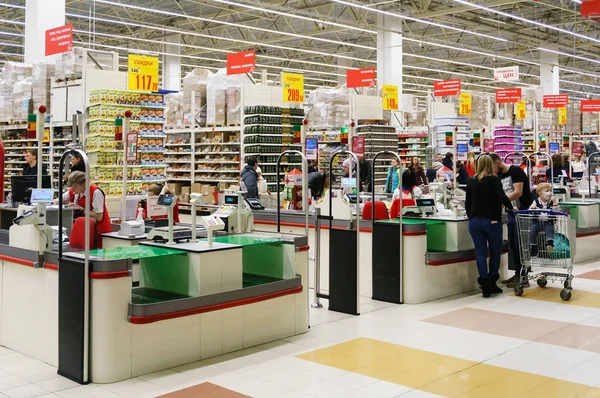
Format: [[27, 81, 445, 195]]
[[62, 171, 112, 234], [144, 184, 180, 223], [23, 149, 48, 176], [308, 172, 330, 199]]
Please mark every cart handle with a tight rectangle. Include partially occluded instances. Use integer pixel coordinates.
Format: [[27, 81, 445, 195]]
[[512, 209, 567, 217]]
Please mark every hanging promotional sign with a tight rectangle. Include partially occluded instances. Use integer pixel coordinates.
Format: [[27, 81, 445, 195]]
[[128, 54, 159, 92], [45, 24, 73, 56], [516, 100, 527, 120], [573, 142, 584, 156], [126, 131, 138, 162], [346, 68, 376, 88], [484, 139, 494, 152], [549, 142, 560, 154], [581, 100, 600, 112], [543, 94, 569, 108], [459, 92, 472, 115], [382, 84, 399, 110], [352, 136, 366, 158], [558, 107, 567, 125], [305, 137, 318, 161], [226, 50, 256, 75], [496, 88, 522, 103], [493, 66, 519, 82], [283, 72, 304, 103], [433, 79, 461, 96]]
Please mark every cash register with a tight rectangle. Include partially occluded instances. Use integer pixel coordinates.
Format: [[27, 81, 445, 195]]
[[402, 198, 436, 217], [147, 194, 193, 244]]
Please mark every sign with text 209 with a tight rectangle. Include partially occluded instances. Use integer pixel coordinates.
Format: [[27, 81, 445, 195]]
[[283, 73, 304, 103], [128, 54, 159, 92], [382, 84, 399, 110]]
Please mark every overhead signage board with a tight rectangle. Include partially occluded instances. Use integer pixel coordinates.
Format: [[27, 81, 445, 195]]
[[128, 54, 159, 92], [346, 68, 376, 88], [543, 94, 569, 108], [494, 66, 519, 82], [45, 24, 73, 56], [581, 100, 600, 112], [283, 72, 304, 103], [433, 79, 461, 96], [496, 88, 522, 103], [226, 50, 255, 75], [459, 92, 472, 115]]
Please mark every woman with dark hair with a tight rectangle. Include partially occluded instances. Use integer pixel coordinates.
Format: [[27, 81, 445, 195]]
[[70, 152, 86, 173], [308, 172, 330, 199], [546, 154, 565, 183], [392, 169, 423, 201], [143, 184, 180, 223], [409, 156, 427, 186]]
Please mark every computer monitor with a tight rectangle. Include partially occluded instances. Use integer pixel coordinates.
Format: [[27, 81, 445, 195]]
[[30, 189, 55, 204], [11, 175, 51, 204]]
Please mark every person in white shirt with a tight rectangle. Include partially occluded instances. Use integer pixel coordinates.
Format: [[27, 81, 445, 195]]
[[571, 155, 585, 179]]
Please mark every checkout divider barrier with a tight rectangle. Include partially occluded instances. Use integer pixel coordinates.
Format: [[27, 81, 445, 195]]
[[370, 151, 403, 304], [57, 149, 92, 385], [588, 151, 600, 200]]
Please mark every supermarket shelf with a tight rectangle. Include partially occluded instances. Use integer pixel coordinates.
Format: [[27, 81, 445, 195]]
[[165, 160, 194, 164], [165, 143, 192, 146], [195, 160, 238, 164], [138, 149, 166, 153], [0, 124, 27, 131], [166, 169, 192, 173], [195, 142, 240, 146], [87, 150, 122, 153], [197, 151, 238, 155], [87, 118, 165, 124], [166, 178, 193, 181], [164, 151, 193, 155], [139, 135, 166, 139], [2, 139, 37, 143], [93, 179, 166, 184], [195, 179, 239, 183], [88, 103, 166, 109], [196, 170, 238, 173]]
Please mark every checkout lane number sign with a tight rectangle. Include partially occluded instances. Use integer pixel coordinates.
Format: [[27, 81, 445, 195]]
[[305, 138, 318, 161]]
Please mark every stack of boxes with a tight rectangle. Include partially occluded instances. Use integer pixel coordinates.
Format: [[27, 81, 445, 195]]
[[307, 87, 350, 128], [167, 182, 229, 205], [582, 112, 599, 136], [182, 68, 212, 127], [0, 62, 33, 123]]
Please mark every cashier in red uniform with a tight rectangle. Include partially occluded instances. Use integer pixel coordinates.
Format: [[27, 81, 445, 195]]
[[61, 171, 112, 235], [143, 184, 180, 223]]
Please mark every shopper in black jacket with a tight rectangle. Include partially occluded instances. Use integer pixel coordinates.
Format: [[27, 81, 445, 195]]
[[240, 157, 259, 199], [466, 155, 516, 298]]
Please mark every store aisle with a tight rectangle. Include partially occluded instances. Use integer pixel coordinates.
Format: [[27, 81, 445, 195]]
[[1, 262, 600, 397]]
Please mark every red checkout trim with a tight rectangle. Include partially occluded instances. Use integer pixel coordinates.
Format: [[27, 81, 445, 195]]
[[254, 220, 425, 236], [576, 230, 600, 238], [0, 254, 35, 268], [129, 285, 303, 325], [44, 262, 58, 271], [297, 245, 310, 252], [90, 271, 130, 280], [428, 249, 510, 266]]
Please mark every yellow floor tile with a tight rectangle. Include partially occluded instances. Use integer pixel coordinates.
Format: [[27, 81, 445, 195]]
[[297, 338, 600, 398], [514, 287, 600, 309]]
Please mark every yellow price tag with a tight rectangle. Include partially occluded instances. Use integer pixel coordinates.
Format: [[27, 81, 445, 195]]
[[516, 100, 526, 120], [43, 128, 50, 143], [558, 107, 567, 125], [128, 54, 159, 92], [382, 84, 399, 110], [459, 92, 472, 115], [283, 73, 304, 103]]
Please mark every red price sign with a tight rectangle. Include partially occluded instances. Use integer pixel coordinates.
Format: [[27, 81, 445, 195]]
[[352, 136, 365, 158], [496, 88, 522, 103], [347, 68, 376, 88], [434, 79, 461, 96], [543, 94, 569, 108], [573, 142, 584, 156], [227, 50, 255, 75], [484, 139, 494, 152], [581, 100, 600, 112]]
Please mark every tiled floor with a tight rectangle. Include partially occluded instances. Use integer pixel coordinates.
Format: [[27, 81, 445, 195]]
[[3, 261, 600, 397]]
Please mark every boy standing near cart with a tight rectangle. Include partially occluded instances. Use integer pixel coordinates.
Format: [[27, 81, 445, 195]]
[[489, 154, 533, 288]]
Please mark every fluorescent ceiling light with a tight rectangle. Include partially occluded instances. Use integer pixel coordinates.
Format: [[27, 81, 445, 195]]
[[91, 0, 375, 51], [331, 0, 508, 43], [454, 0, 600, 46], [538, 47, 600, 67]]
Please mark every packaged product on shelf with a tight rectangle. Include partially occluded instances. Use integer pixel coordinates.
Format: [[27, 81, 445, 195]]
[[226, 85, 242, 125], [165, 93, 184, 129], [182, 68, 213, 125]]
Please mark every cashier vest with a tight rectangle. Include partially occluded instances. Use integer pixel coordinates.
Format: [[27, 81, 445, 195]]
[[69, 185, 112, 234]]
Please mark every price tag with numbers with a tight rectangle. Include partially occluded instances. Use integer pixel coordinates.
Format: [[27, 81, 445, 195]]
[[128, 54, 159, 92], [283, 73, 304, 103], [558, 107, 567, 125], [382, 84, 398, 110], [516, 100, 526, 120], [459, 92, 472, 115]]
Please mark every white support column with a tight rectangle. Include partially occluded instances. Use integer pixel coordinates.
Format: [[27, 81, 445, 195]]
[[337, 58, 352, 87], [377, 14, 403, 128], [540, 47, 560, 96], [24, 0, 66, 64], [162, 34, 181, 91]]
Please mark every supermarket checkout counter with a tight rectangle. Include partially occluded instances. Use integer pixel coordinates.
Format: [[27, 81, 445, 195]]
[[558, 199, 600, 263]]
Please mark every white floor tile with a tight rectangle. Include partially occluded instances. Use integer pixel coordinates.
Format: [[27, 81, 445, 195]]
[[17, 369, 57, 384], [558, 360, 600, 386], [326, 372, 378, 390], [358, 380, 413, 398], [55, 385, 109, 398], [34, 377, 79, 393], [270, 372, 323, 390], [2, 383, 48, 398], [0, 376, 30, 392], [137, 369, 199, 390], [300, 380, 352, 398], [398, 390, 443, 397]]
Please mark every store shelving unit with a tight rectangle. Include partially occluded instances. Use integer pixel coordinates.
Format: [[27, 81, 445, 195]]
[[85, 90, 167, 195], [195, 127, 240, 184], [398, 127, 428, 168], [242, 106, 304, 188], [493, 126, 523, 160], [433, 117, 471, 156], [304, 128, 346, 178], [355, 121, 397, 187]]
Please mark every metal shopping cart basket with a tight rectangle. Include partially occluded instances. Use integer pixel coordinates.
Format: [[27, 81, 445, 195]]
[[514, 210, 576, 301]]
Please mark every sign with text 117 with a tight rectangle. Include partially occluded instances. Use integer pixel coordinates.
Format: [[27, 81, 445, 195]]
[[459, 92, 472, 115], [283, 73, 304, 103], [382, 84, 399, 110], [128, 54, 159, 92]]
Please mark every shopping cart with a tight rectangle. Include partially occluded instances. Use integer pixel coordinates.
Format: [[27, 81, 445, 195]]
[[514, 210, 575, 301]]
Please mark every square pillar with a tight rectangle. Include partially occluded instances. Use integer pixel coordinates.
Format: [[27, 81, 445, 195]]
[[377, 14, 403, 127], [162, 34, 181, 91], [540, 47, 560, 96], [25, 0, 66, 64]]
